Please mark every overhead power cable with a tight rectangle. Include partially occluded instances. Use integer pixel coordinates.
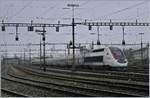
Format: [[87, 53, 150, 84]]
[[39, 3, 59, 16], [8, 0, 33, 21], [99, 0, 149, 19]]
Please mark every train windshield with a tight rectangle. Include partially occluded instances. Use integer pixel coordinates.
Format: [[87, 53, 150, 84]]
[[109, 47, 125, 59]]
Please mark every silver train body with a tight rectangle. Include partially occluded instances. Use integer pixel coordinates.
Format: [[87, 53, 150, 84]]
[[32, 46, 128, 68]]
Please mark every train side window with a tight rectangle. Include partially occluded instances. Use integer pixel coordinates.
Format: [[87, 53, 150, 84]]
[[84, 56, 103, 62], [93, 48, 104, 52]]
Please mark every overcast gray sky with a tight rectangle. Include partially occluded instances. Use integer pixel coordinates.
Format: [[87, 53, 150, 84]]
[[0, 0, 149, 56]]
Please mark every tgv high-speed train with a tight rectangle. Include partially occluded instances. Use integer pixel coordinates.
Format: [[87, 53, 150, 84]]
[[32, 46, 128, 69], [83, 46, 128, 68]]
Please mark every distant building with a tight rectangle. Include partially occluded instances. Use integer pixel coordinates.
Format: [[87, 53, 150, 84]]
[[2, 57, 20, 65], [131, 44, 149, 60]]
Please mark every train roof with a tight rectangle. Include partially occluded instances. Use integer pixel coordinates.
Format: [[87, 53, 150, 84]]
[[93, 45, 106, 50]]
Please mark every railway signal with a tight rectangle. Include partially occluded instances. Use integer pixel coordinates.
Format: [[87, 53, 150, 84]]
[[139, 33, 144, 64]]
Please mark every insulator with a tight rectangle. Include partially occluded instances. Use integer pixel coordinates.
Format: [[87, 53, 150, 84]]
[[28, 26, 34, 31], [110, 25, 113, 30], [56, 27, 59, 32], [122, 40, 125, 45], [89, 25, 92, 30], [1, 26, 5, 31]]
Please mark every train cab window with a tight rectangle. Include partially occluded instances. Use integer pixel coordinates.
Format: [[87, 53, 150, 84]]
[[92, 48, 104, 52], [109, 47, 125, 59], [106, 52, 109, 55], [84, 56, 103, 62]]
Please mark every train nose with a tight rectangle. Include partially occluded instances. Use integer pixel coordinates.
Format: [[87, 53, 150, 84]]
[[117, 59, 127, 63]]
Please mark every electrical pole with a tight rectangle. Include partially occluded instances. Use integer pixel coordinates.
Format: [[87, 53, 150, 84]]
[[139, 33, 144, 64], [122, 26, 125, 45], [29, 48, 31, 65], [43, 26, 46, 72], [36, 32, 42, 69], [97, 26, 101, 45], [24, 48, 25, 65], [40, 37, 42, 69], [67, 4, 79, 70], [35, 27, 46, 72]]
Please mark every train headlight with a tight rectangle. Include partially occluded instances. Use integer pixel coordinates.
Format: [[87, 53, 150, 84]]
[[124, 59, 127, 63]]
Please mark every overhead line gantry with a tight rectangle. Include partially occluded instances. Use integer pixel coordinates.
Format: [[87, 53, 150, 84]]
[[0, 19, 149, 71]]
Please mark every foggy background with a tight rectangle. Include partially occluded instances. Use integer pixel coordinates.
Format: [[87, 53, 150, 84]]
[[0, 0, 149, 57]]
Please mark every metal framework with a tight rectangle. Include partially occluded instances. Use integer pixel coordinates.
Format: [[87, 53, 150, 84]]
[[0, 20, 149, 71], [1, 21, 149, 27], [0, 43, 149, 47], [0, 23, 72, 27], [76, 21, 149, 26]]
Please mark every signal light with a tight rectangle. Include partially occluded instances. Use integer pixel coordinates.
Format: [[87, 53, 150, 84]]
[[69, 41, 72, 46], [56, 27, 59, 32], [15, 36, 19, 41], [1, 26, 5, 31], [122, 40, 125, 45], [89, 25, 92, 30], [42, 36, 45, 41]]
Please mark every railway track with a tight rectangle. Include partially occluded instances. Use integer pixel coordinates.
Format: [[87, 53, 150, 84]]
[[8, 72, 148, 97], [36, 63, 149, 74], [6, 65, 149, 97], [28, 65, 149, 82], [127, 67, 149, 74], [1, 76, 91, 97]]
